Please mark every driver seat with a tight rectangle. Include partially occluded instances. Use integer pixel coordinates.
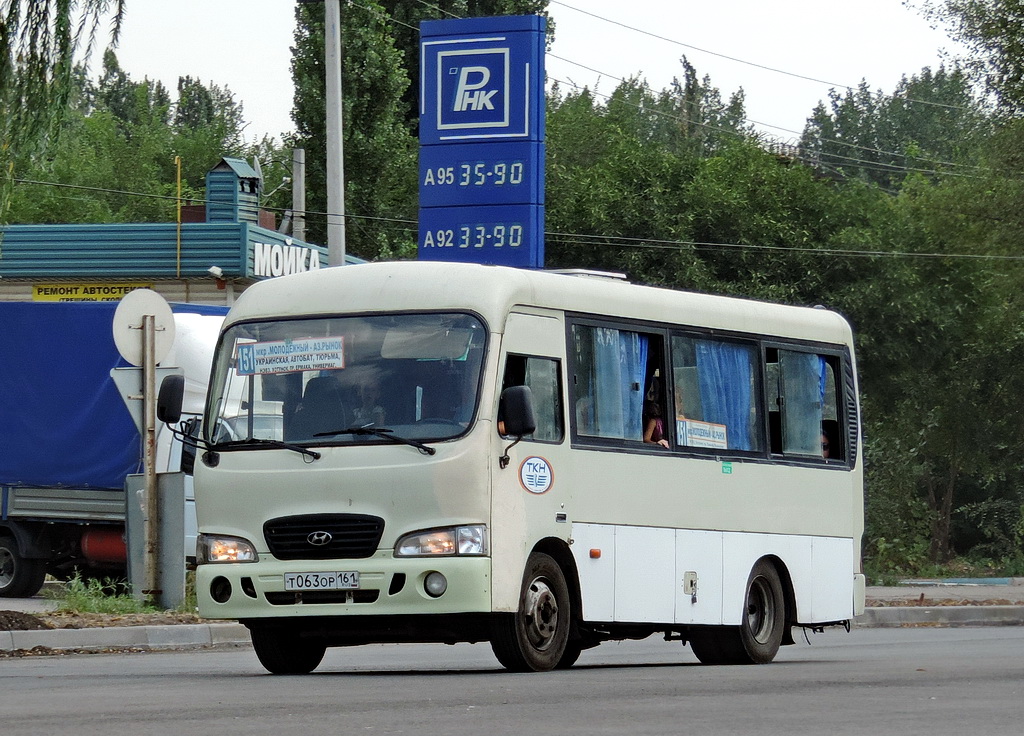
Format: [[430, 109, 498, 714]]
[[291, 376, 349, 440]]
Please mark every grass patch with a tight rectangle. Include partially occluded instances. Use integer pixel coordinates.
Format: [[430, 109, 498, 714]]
[[45, 575, 159, 615], [864, 555, 1024, 586], [176, 570, 198, 614]]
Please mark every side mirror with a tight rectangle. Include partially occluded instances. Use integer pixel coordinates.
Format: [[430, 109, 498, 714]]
[[498, 385, 537, 438], [157, 374, 185, 424]]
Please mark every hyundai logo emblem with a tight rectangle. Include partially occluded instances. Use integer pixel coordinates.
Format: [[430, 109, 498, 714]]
[[307, 531, 333, 546]]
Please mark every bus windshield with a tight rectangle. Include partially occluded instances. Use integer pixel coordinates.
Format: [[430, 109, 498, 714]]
[[205, 312, 487, 448]]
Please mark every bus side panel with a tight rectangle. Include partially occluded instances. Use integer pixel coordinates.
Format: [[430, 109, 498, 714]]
[[722, 533, 809, 626], [722, 533, 855, 625], [614, 525, 675, 622], [809, 536, 855, 622], [572, 524, 854, 627], [570, 523, 615, 620], [674, 529, 725, 625], [572, 523, 726, 625]]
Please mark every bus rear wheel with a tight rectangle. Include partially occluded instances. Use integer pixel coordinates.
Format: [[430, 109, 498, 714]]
[[690, 559, 785, 665], [250, 626, 326, 675], [491, 552, 571, 672]]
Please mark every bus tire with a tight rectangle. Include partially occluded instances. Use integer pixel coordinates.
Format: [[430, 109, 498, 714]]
[[688, 628, 733, 665], [250, 626, 326, 675], [555, 639, 583, 669], [0, 534, 47, 598], [690, 559, 785, 665], [490, 552, 571, 672]]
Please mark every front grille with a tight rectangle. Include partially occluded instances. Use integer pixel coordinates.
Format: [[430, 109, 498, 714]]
[[263, 514, 384, 560]]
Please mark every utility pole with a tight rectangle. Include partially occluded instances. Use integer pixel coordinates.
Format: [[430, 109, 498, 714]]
[[325, 0, 347, 266], [293, 148, 306, 243]]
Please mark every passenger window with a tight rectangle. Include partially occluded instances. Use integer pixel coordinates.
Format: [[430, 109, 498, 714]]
[[501, 355, 564, 442], [766, 349, 843, 460], [571, 325, 663, 443], [669, 335, 763, 452]]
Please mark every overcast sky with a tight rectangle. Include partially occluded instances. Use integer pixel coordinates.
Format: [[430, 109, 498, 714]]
[[105, 1, 959, 144]]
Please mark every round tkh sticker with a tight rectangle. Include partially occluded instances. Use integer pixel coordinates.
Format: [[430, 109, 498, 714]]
[[519, 456, 553, 494]]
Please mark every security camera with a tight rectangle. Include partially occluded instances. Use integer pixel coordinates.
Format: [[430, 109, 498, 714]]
[[207, 266, 224, 278]]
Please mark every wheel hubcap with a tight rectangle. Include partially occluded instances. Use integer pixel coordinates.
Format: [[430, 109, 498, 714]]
[[523, 576, 559, 651], [0, 547, 14, 588], [746, 576, 775, 644]]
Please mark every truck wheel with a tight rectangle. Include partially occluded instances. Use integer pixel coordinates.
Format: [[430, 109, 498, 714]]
[[490, 552, 571, 672], [0, 535, 47, 598], [250, 626, 326, 675]]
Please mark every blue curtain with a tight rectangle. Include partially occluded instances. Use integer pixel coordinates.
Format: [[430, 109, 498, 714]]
[[695, 341, 753, 450], [592, 328, 647, 440], [620, 331, 647, 440]]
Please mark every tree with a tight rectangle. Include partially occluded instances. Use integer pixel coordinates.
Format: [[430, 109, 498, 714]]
[[923, 0, 1024, 113], [172, 73, 248, 190], [0, 0, 124, 226], [543, 66, 849, 301], [289, 0, 416, 258], [543, 78, 709, 280], [800, 67, 988, 189], [6, 51, 260, 225]]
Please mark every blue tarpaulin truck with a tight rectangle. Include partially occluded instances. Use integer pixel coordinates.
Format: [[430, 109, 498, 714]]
[[0, 301, 224, 597]]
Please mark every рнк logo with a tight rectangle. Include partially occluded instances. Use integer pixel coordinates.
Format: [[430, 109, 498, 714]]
[[453, 66, 497, 112], [437, 48, 510, 130]]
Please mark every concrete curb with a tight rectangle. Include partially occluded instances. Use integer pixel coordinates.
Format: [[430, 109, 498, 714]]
[[0, 622, 249, 653], [898, 578, 1024, 586], [855, 605, 1024, 628]]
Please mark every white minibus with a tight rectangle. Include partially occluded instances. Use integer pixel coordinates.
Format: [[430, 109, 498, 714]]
[[163, 261, 864, 673]]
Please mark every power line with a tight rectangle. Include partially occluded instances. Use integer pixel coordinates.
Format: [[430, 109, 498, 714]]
[[547, 75, 982, 181], [347, 0, 421, 32], [10, 178, 418, 225], [549, 0, 968, 114], [545, 231, 1024, 262], [13, 177, 1022, 264], [412, 0, 460, 20]]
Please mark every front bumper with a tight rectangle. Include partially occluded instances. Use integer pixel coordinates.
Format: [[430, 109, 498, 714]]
[[196, 550, 492, 621]]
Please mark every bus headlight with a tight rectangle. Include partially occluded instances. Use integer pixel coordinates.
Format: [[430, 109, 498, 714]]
[[197, 534, 259, 564], [395, 525, 488, 557]]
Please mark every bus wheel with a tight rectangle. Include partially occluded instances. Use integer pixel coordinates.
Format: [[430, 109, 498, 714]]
[[0, 535, 47, 598], [555, 640, 583, 669], [250, 626, 326, 675], [690, 559, 784, 665], [491, 552, 571, 672]]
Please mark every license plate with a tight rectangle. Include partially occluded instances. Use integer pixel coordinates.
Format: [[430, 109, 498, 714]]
[[283, 571, 360, 591]]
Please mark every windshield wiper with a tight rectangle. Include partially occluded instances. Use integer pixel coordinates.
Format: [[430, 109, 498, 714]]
[[212, 438, 321, 461], [314, 425, 437, 456]]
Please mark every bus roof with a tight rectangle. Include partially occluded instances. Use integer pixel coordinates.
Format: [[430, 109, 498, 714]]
[[225, 261, 854, 347]]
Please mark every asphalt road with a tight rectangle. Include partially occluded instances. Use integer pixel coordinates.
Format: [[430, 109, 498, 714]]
[[2, 627, 1022, 736]]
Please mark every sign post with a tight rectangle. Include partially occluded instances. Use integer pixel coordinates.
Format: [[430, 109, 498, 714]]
[[418, 15, 546, 269], [142, 313, 159, 604], [112, 290, 176, 607]]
